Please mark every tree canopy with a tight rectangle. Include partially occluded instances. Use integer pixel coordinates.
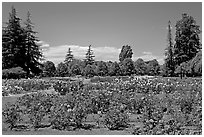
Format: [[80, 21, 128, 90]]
[[119, 45, 133, 62], [173, 13, 201, 66]]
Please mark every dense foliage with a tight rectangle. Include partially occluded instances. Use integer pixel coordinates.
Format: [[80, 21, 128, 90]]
[[174, 51, 202, 77], [2, 6, 43, 77], [163, 13, 202, 77], [42, 61, 56, 77], [173, 13, 201, 66], [119, 45, 133, 62], [2, 67, 27, 79]]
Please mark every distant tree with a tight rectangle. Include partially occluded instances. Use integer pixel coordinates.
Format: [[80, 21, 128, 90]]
[[64, 48, 74, 64], [56, 62, 68, 77], [70, 64, 81, 76], [24, 11, 43, 77], [96, 61, 108, 76], [66, 59, 84, 75], [119, 45, 133, 62], [2, 6, 25, 69], [163, 21, 175, 77], [120, 58, 135, 76], [134, 58, 147, 75], [173, 13, 201, 66], [146, 59, 160, 76], [108, 61, 121, 76], [83, 64, 95, 78], [84, 45, 95, 66], [42, 61, 56, 77]]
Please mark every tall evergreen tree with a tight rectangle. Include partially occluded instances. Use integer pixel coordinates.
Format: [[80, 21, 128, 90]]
[[24, 11, 43, 76], [2, 6, 25, 69], [164, 21, 175, 77], [84, 45, 95, 65], [173, 13, 201, 66], [119, 45, 133, 62], [64, 48, 74, 64]]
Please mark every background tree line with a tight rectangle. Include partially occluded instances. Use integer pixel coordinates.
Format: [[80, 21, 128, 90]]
[[42, 13, 202, 78], [2, 7, 202, 79], [42, 45, 161, 78]]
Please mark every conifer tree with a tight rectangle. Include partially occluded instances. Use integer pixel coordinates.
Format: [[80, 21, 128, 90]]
[[24, 11, 43, 76], [164, 21, 175, 76], [64, 48, 74, 64], [84, 45, 95, 65], [2, 6, 25, 69]]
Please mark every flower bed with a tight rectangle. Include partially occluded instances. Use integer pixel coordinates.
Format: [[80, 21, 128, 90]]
[[2, 77, 202, 134], [2, 79, 53, 96]]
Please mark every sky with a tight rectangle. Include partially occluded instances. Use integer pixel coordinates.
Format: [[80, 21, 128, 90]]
[[2, 2, 202, 65]]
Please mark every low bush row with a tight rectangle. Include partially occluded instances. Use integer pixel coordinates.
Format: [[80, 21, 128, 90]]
[[2, 79, 53, 96]]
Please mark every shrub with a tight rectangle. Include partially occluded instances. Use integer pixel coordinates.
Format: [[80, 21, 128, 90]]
[[50, 98, 75, 130], [2, 67, 26, 79], [2, 103, 23, 130], [103, 105, 129, 130], [17, 92, 55, 130], [53, 80, 83, 95], [50, 95, 88, 130], [2, 79, 52, 95]]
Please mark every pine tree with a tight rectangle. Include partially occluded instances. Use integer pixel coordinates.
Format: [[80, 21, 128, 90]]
[[2, 6, 25, 69], [164, 21, 175, 77], [173, 13, 201, 66], [84, 45, 95, 66], [64, 48, 74, 64], [24, 11, 43, 76]]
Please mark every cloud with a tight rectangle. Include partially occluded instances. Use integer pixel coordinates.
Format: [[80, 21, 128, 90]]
[[42, 45, 121, 65], [142, 51, 152, 55], [36, 41, 50, 51]]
